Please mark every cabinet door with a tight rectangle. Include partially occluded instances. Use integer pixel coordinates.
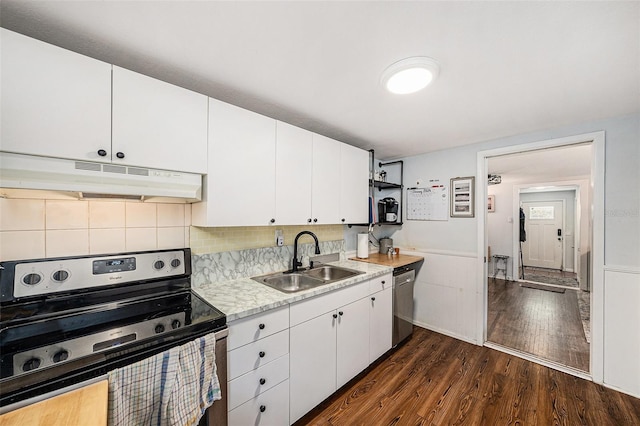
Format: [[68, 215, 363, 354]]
[[112, 66, 208, 173], [340, 143, 370, 224], [1, 29, 111, 162], [311, 134, 341, 224], [369, 287, 393, 363], [289, 312, 337, 423], [275, 121, 312, 225], [336, 296, 371, 388], [194, 98, 276, 227]]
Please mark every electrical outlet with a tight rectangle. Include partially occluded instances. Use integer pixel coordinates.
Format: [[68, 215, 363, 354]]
[[275, 230, 284, 247]]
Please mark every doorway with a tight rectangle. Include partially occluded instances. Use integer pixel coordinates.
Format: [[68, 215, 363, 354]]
[[477, 132, 604, 380]]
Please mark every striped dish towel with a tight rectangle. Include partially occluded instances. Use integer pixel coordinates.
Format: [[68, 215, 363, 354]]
[[108, 332, 221, 426]]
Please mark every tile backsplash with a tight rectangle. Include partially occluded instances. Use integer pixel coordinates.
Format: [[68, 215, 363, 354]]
[[0, 198, 191, 261]]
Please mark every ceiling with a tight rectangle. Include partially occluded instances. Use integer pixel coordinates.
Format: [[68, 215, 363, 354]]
[[1, 1, 638, 160]]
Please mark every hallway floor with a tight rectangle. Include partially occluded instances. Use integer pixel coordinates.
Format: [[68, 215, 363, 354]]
[[487, 278, 589, 372]]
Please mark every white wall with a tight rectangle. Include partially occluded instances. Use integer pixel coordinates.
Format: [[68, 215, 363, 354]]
[[390, 112, 640, 396]]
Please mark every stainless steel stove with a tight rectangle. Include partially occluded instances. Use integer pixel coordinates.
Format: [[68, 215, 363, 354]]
[[0, 248, 227, 423]]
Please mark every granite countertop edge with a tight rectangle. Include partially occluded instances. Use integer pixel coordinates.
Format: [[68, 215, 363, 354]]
[[194, 260, 393, 322]]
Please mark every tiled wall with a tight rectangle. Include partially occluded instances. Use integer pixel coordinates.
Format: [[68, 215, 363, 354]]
[[0, 198, 191, 261], [190, 224, 345, 255]]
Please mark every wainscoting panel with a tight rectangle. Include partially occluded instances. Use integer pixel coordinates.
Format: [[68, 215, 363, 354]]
[[603, 268, 640, 398], [412, 251, 479, 344]]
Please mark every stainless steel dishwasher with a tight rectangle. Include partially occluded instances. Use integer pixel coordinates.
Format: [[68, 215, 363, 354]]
[[392, 267, 416, 346]]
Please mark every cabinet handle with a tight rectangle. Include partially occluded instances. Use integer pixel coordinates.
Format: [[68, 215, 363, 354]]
[[259, 351, 266, 358], [258, 323, 265, 330], [307, 218, 312, 223], [371, 297, 376, 301], [260, 405, 266, 413], [332, 313, 338, 319], [381, 280, 386, 284], [116, 152, 125, 159], [341, 218, 345, 223], [97, 149, 107, 157], [313, 218, 318, 223], [270, 218, 275, 224], [338, 311, 343, 316], [259, 378, 266, 385]]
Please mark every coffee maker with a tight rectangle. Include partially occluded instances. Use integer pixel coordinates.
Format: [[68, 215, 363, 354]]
[[378, 197, 399, 223]]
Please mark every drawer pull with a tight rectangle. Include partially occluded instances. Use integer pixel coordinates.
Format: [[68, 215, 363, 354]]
[[332, 313, 338, 319], [259, 378, 266, 385], [259, 351, 266, 358], [371, 297, 376, 301], [260, 405, 266, 413], [258, 323, 265, 330], [338, 311, 344, 316], [381, 280, 386, 284]]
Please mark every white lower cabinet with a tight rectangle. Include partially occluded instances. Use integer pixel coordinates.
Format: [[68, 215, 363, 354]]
[[289, 311, 337, 422], [369, 286, 393, 363], [336, 296, 371, 388], [227, 307, 290, 426], [229, 379, 290, 426], [289, 278, 389, 423]]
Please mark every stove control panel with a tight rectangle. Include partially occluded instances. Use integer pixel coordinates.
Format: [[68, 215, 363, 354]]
[[12, 250, 186, 299], [12, 312, 186, 378]]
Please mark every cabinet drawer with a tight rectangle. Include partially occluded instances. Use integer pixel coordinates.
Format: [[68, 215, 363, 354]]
[[228, 379, 289, 426], [369, 272, 393, 293], [228, 306, 289, 351], [228, 330, 289, 380], [228, 354, 289, 411]]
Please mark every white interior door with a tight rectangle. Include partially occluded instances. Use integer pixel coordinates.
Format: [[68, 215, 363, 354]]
[[522, 201, 563, 270]]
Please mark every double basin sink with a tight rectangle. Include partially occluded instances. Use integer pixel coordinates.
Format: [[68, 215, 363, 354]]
[[251, 265, 364, 293]]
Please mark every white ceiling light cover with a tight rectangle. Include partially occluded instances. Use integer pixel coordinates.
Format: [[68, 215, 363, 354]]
[[381, 57, 440, 94]]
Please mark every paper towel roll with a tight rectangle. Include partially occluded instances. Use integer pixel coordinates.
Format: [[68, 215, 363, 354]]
[[357, 233, 369, 258]]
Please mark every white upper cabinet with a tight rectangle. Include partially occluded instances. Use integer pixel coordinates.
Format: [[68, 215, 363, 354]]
[[275, 122, 313, 225], [340, 143, 370, 224], [311, 134, 342, 224], [192, 98, 276, 227], [112, 66, 208, 173], [0, 29, 111, 161]]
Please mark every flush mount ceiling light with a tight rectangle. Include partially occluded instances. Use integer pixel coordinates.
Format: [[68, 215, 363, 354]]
[[381, 57, 440, 94]]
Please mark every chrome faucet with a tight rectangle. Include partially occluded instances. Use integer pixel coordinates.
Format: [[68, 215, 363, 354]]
[[290, 231, 321, 273]]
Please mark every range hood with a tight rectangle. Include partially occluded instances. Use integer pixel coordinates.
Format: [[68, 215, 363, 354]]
[[0, 152, 202, 201]]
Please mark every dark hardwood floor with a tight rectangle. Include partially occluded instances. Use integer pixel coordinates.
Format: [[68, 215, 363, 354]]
[[487, 278, 589, 371], [296, 327, 640, 426]]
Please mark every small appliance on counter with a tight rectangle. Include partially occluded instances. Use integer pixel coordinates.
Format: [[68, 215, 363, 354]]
[[378, 197, 399, 223], [379, 237, 394, 254]]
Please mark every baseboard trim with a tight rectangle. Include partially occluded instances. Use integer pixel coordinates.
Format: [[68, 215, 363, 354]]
[[412, 320, 479, 346]]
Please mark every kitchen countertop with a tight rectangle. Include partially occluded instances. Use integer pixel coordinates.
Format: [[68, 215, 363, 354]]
[[0, 381, 108, 426], [194, 259, 392, 322], [349, 252, 424, 269]]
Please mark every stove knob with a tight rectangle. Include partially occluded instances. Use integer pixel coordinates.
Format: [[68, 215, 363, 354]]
[[52, 270, 69, 282], [22, 273, 42, 286], [171, 319, 181, 329], [155, 324, 165, 334], [52, 350, 69, 363], [154, 260, 165, 270], [170, 259, 181, 268], [22, 358, 41, 372]]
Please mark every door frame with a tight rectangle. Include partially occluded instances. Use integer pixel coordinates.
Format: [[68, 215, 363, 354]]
[[476, 131, 605, 383]]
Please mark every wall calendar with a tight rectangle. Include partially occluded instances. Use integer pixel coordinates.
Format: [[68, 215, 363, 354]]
[[406, 185, 449, 221]]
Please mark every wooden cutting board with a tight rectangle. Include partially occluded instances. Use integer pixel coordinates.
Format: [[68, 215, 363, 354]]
[[350, 252, 424, 269], [0, 380, 108, 426]]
